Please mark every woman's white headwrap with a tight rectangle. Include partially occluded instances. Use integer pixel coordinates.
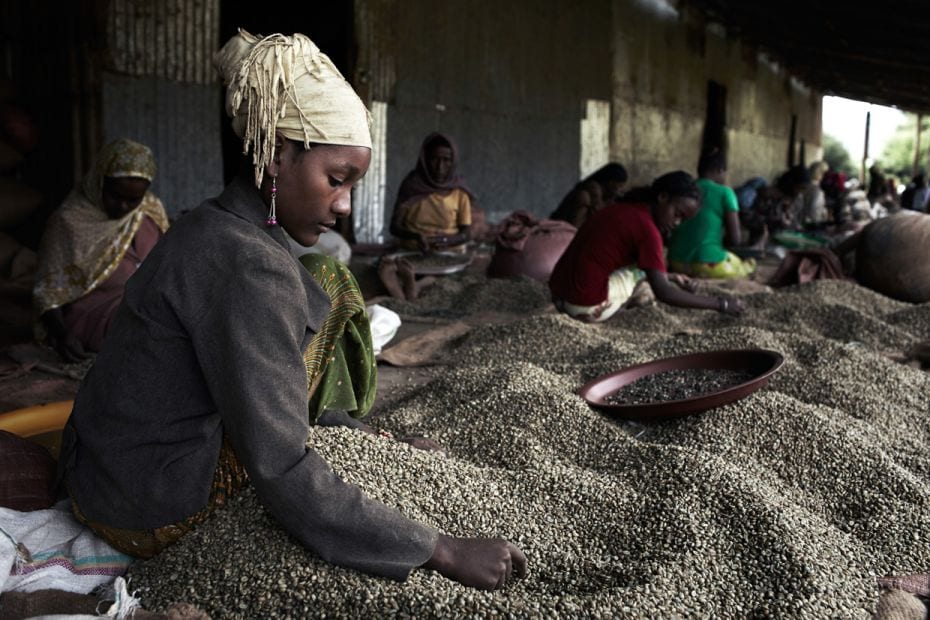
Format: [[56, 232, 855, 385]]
[[214, 29, 372, 188]]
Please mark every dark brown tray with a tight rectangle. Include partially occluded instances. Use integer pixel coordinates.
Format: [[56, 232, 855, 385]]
[[578, 348, 785, 420]]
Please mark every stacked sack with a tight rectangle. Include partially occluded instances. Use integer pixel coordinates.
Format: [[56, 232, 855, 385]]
[[855, 212, 930, 303]]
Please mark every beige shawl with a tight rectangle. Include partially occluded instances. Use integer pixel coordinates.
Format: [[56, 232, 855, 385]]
[[33, 139, 169, 314]]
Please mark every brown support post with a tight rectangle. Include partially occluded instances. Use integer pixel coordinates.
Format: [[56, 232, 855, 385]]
[[862, 110, 871, 185], [914, 113, 923, 177]]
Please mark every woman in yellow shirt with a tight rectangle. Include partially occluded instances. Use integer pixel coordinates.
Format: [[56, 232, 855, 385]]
[[390, 132, 474, 252]]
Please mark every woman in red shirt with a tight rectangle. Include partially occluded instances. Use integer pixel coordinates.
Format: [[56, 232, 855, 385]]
[[549, 171, 744, 322]]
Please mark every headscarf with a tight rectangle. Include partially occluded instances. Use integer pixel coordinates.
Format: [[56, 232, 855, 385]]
[[299, 254, 376, 422], [33, 139, 169, 315], [807, 161, 829, 184], [587, 163, 628, 187], [651, 170, 700, 199], [620, 170, 699, 204], [214, 29, 372, 189], [394, 132, 475, 210]]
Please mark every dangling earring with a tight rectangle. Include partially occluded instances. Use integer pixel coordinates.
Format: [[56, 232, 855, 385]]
[[266, 176, 278, 226]]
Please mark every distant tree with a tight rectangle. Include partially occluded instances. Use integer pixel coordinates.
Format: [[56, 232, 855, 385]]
[[880, 113, 930, 184], [822, 133, 857, 178]]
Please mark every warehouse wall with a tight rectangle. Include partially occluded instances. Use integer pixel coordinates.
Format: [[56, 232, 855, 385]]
[[102, 0, 223, 217], [610, 1, 822, 188], [354, 0, 613, 238], [8, 0, 823, 241], [355, 0, 822, 239]]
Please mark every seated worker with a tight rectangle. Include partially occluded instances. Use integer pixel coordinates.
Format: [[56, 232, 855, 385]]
[[666, 149, 756, 279], [820, 167, 848, 223], [549, 162, 628, 229], [59, 30, 525, 592], [867, 163, 887, 204], [799, 161, 830, 228], [381, 132, 474, 300], [33, 138, 168, 360], [549, 171, 744, 322], [904, 173, 929, 212], [742, 165, 810, 242], [390, 132, 474, 253]]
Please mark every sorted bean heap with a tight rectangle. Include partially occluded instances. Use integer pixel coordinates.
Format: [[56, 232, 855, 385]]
[[129, 277, 930, 618], [381, 271, 553, 319], [603, 368, 755, 405]]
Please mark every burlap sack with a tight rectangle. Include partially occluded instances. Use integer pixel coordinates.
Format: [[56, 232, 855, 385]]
[[768, 248, 847, 288], [873, 589, 928, 620], [487, 211, 576, 283], [856, 213, 930, 303]]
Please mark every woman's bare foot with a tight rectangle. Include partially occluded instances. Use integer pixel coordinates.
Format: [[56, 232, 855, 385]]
[[414, 276, 437, 299], [748, 225, 769, 251], [623, 279, 656, 308], [378, 258, 406, 300], [397, 258, 419, 300]]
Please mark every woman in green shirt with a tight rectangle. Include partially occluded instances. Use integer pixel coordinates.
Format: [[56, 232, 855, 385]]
[[667, 149, 757, 278]]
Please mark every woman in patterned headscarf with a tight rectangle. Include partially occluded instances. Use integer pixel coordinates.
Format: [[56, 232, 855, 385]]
[[60, 29, 525, 592], [33, 138, 168, 359]]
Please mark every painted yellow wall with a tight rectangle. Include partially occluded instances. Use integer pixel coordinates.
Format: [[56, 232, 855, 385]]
[[610, 1, 822, 187]]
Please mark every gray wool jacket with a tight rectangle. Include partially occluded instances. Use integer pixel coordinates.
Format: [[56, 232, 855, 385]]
[[60, 175, 437, 581]]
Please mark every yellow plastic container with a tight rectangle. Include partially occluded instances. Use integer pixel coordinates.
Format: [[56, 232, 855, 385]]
[[0, 400, 73, 459]]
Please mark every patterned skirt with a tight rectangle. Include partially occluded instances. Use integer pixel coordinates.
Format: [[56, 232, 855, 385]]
[[72, 435, 248, 558]]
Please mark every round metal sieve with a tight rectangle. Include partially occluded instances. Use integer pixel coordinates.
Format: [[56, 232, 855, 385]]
[[578, 348, 785, 420]]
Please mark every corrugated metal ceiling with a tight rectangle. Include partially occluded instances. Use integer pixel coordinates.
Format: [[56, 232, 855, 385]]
[[682, 0, 930, 112]]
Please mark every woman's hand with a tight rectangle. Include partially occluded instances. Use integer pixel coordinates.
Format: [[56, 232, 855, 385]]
[[717, 295, 744, 316], [417, 233, 431, 253], [667, 272, 697, 293], [423, 533, 527, 590], [370, 427, 445, 454], [398, 435, 445, 454]]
